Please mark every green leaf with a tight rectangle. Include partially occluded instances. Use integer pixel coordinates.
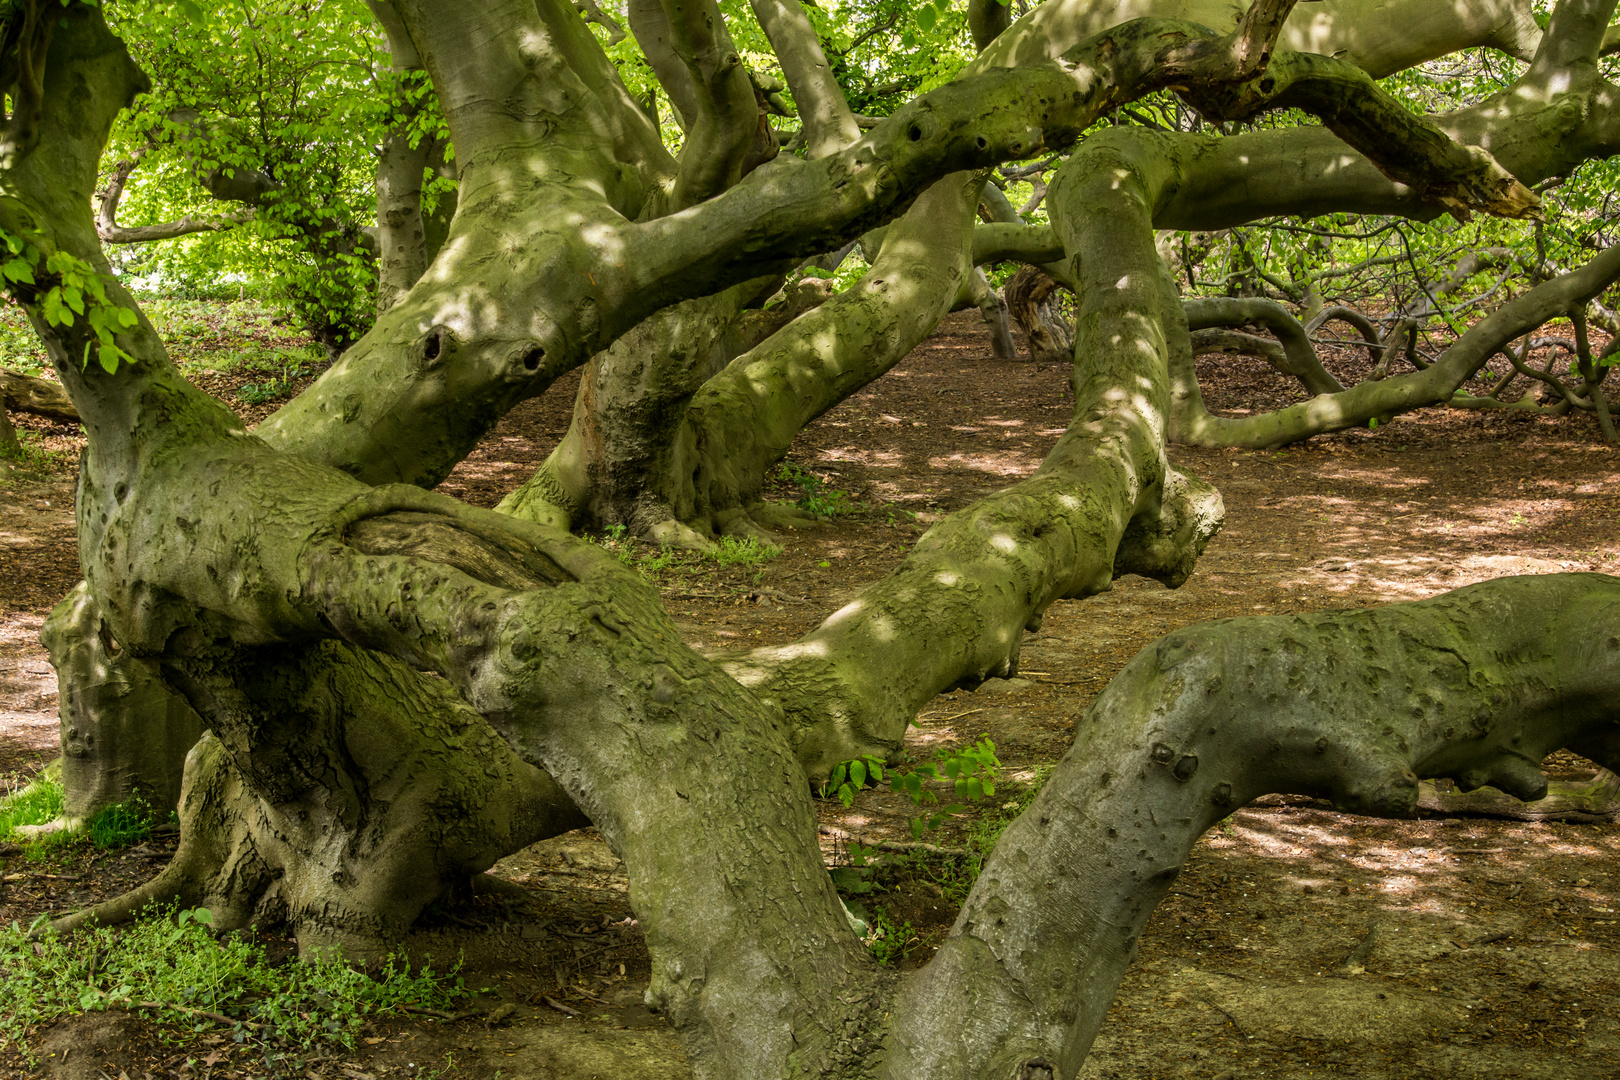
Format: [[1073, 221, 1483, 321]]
[[177, 0, 205, 23], [965, 777, 983, 801], [867, 760, 884, 783], [1, 258, 34, 284], [98, 342, 121, 374], [849, 760, 867, 788], [915, 6, 936, 32], [943, 758, 961, 778]]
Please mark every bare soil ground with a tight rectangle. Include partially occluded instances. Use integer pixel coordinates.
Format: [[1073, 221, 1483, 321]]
[[1, 310, 1617, 1079]]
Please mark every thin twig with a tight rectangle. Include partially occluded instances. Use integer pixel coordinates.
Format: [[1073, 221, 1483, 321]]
[[818, 824, 970, 857]]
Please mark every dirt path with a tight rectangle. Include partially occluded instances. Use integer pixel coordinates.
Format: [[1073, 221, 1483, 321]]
[[1, 312, 1616, 1079]]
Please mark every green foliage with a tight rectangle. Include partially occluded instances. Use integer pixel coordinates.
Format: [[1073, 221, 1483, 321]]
[[710, 534, 782, 568], [826, 767, 1048, 963], [860, 906, 916, 966], [0, 300, 45, 375], [103, 0, 395, 344], [0, 769, 64, 839], [774, 459, 863, 518], [820, 755, 886, 808], [892, 737, 1000, 839], [820, 737, 1002, 839], [0, 229, 138, 373], [0, 906, 470, 1063]]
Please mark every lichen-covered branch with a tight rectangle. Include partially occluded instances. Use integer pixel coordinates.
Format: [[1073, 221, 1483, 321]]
[[889, 573, 1620, 1078], [747, 0, 859, 158], [1184, 297, 1344, 396]]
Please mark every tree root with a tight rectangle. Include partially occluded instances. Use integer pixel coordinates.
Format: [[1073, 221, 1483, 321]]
[[1418, 768, 1620, 822]]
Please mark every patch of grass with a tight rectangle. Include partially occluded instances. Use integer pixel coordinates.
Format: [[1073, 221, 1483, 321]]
[[0, 301, 47, 376], [0, 766, 64, 838], [591, 528, 782, 582], [0, 905, 471, 1065], [709, 534, 781, 568], [826, 765, 1052, 963], [1, 769, 172, 853]]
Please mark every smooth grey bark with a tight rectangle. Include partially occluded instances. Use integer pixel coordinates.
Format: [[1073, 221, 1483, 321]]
[[967, 0, 1013, 51], [1184, 297, 1345, 395], [369, 0, 433, 314], [747, 0, 860, 158], [657, 0, 777, 208], [887, 572, 1620, 1078], [43, 584, 205, 824], [500, 174, 984, 543], [968, 0, 1542, 78], [964, 268, 1017, 362]]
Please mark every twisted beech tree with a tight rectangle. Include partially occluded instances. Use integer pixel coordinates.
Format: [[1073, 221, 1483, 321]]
[[7, 0, 1620, 1076]]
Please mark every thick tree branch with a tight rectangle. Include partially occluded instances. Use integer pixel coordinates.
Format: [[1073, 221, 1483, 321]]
[[1184, 297, 1344, 396], [968, 0, 1543, 79], [966, 0, 1012, 52], [748, 0, 860, 158], [661, 0, 775, 208], [893, 573, 1620, 1077], [728, 136, 1223, 772], [971, 221, 1062, 266], [95, 151, 253, 245], [1524, 0, 1619, 95], [1173, 245, 1620, 447], [628, 0, 702, 130]]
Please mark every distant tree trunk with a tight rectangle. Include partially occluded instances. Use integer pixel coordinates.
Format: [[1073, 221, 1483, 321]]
[[43, 585, 206, 824], [965, 267, 1017, 361], [1005, 264, 1072, 363]]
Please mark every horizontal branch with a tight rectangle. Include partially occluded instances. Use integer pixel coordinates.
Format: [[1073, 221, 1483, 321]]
[[893, 572, 1620, 1076], [1, 366, 79, 423]]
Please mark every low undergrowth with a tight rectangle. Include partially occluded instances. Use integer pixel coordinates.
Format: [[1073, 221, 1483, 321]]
[[826, 755, 1051, 964], [594, 526, 783, 582], [0, 427, 72, 477], [1, 905, 471, 1070], [774, 459, 864, 518], [0, 770, 171, 853]]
